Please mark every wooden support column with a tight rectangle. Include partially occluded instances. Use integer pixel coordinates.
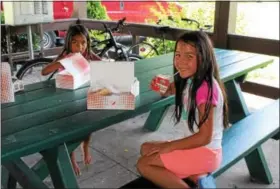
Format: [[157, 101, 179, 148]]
[[213, 2, 230, 48], [72, 2, 87, 18]]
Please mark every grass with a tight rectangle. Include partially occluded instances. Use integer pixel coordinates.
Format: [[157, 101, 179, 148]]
[[245, 57, 279, 87]]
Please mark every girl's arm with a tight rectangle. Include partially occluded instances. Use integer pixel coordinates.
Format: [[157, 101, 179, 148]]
[[41, 61, 64, 76], [91, 52, 102, 61], [168, 103, 214, 150]]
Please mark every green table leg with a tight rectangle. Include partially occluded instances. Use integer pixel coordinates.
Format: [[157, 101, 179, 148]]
[[244, 147, 273, 184], [235, 74, 247, 83], [1, 166, 17, 189], [272, 131, 280, 140], [225, 79, 273, 184], [41, 143, 79, 189], [143, 105, 170, 131], [7, 174, 17, 189], [32, 140, 82, 181], [225, 79, 250, 123], [3, 159, 48, 189]]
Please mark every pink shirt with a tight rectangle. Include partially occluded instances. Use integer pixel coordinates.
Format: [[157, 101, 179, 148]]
[[183, 79, 224, 149]]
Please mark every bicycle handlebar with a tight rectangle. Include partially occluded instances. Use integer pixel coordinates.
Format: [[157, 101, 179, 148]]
[[100, 17, 126, 35], [156, 16, 212, 31], [181, 18, 200, 29], [156, 16, 174, 25], [181, 17, 213, 31]]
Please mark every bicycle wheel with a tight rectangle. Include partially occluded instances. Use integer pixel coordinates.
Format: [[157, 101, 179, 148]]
[[99, 43, 130, 61], [127, 54, 142, 61], [100, 45, 142, 62], [99, 46, 118, 61], [16, 58, 53, 85], [127, 42, 159, 59]]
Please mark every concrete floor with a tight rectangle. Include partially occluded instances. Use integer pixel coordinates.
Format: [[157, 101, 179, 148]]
[[19, 93, 279, 188]]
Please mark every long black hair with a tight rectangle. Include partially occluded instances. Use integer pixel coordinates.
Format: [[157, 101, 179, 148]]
[[173, 31, 229, 132], [55, 23, 99, 61]]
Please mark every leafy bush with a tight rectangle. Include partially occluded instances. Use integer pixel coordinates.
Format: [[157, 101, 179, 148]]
[[1, 11, 41, 53], [1, 12, 4, 24], [87, 1, 108, 20], [86, 1, 109, 48], [144, 2, 247, 56]]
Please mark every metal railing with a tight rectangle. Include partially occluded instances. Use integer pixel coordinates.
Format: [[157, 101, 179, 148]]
[[1, 18, 214, 61]]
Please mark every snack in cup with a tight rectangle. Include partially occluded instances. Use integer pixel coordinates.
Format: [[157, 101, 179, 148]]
[[98, 88, 112, 96]]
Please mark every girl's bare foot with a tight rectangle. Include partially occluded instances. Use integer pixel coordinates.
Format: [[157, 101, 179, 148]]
[[83, 146, 92, 165], [71, 159, 81, 176], [82, 136, 92, 165], [70, 152, 81, 176]]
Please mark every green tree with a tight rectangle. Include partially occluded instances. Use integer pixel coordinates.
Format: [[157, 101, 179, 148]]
[[86, 1, 109, 42], [1, 12, 5, 24], [145, 2, 247, 56], [87, 1, 108, 20], [144, 2, 188, 55]]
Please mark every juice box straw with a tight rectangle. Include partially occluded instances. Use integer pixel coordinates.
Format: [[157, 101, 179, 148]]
[[173, 71, 179, 76], [169, 71, 179, 83]]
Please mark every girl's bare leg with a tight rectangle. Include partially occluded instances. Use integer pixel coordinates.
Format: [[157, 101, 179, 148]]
[[137, 153, 189, 188], [140, 141, 167, 156], [70, 152, 81, 175], [82, 135, 92, 165]]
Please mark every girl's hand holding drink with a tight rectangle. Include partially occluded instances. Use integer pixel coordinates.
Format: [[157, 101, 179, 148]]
[[150, 72, 178, 97]]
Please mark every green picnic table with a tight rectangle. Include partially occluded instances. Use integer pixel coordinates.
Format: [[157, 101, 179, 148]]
[[1, 48, 278, 189]]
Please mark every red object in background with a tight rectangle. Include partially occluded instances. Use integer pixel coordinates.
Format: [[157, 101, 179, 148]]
[[53, 1, 73, 20], [101, 1, 182, 23], [1, 1, 182, 45], [1, 1, 181, 23], [52, 1, 73, 38]]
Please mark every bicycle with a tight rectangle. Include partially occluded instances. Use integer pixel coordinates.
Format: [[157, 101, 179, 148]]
[[127, 17, 213, 58], [90, 17, 142, 62], [126, 17, 176, 58]]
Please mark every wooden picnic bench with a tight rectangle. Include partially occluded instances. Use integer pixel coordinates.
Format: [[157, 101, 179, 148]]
[[120, 99, 279, 188], [1, 48, 278, 189]]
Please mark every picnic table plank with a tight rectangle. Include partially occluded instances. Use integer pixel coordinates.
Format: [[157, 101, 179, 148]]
[[213, 100, 279, 181], [220, 55, 273, 83], [1, 87, 88, 121], [1, 90, 163, 162], [134, 49, 244, 74], [1, 81, 57, 109], [2, 55, 265, 137], [2, 99, 87, 136], [0, 49, 250, 111], [137, 52, 259, 93], [1, 50, 257, 122]]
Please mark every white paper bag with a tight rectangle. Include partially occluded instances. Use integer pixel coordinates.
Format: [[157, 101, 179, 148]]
[[55, 53, 90, 90], [87, 61, 140, 110], [1, 63, 15, 103]]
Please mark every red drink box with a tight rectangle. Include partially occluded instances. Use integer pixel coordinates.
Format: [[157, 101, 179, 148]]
[[151, 74, 172, 94]]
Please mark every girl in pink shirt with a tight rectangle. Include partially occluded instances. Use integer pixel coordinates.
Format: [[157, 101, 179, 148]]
[[137, 31, 230, 188], [42, 24, 101, 176]]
